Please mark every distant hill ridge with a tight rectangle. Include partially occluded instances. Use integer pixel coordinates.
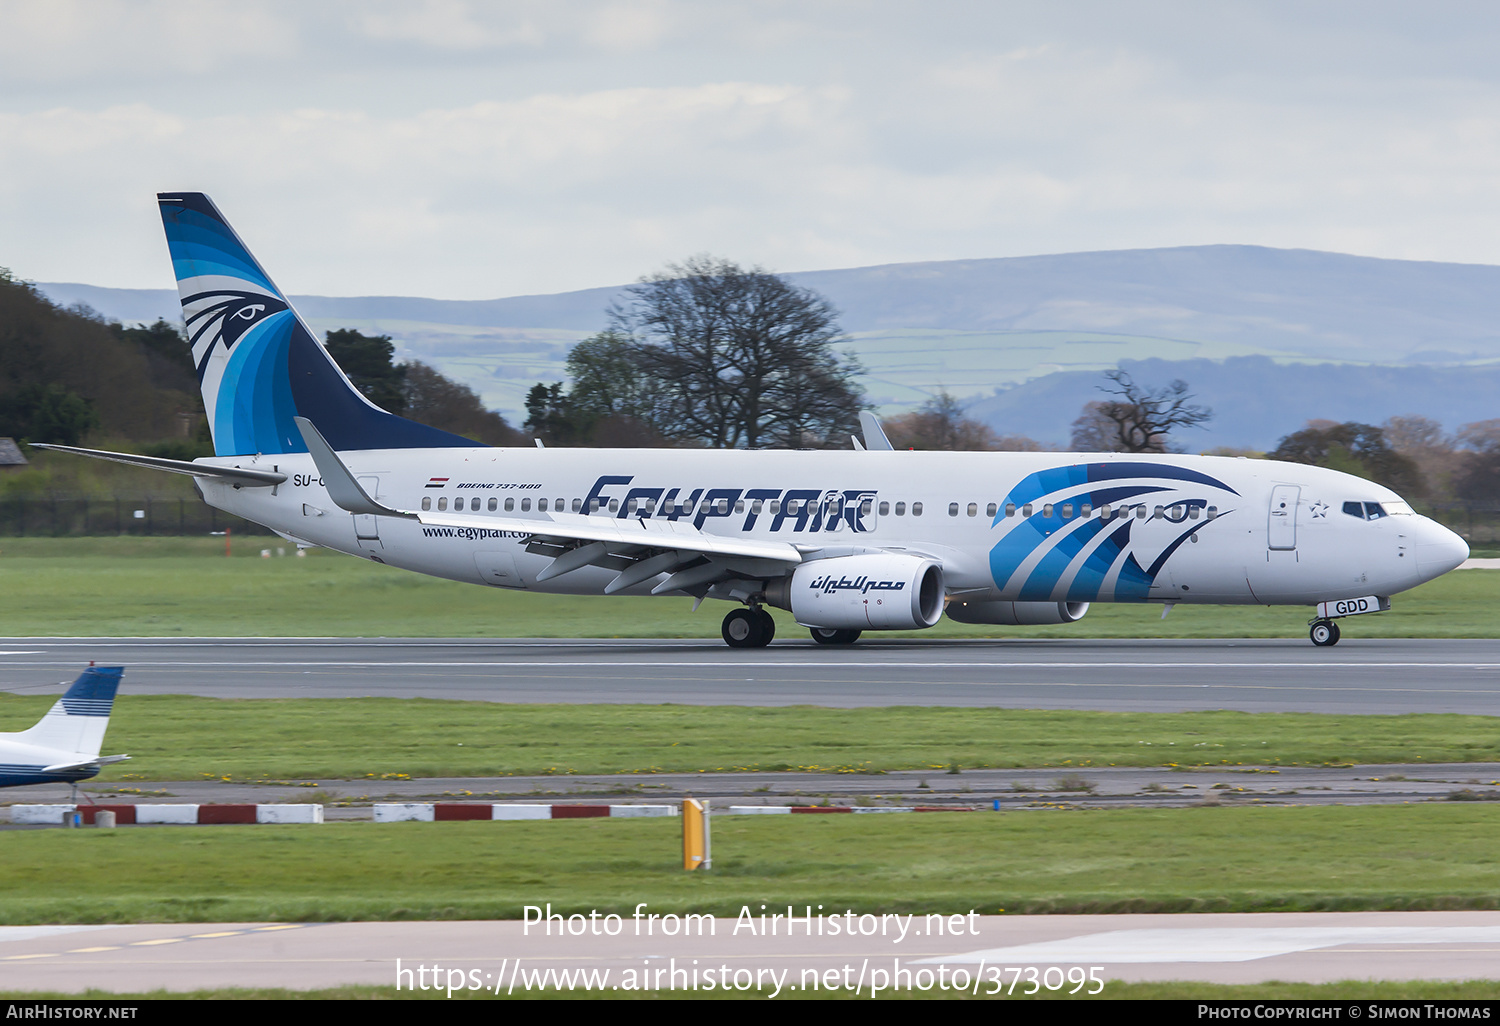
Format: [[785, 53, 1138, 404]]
[[34, 245, 1500, 449], [39, 244, 1500, 366]]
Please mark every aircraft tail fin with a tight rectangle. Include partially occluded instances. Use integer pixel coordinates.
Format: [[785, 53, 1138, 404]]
[[16, 666, 123, 758], [157, 192, 477, 456]]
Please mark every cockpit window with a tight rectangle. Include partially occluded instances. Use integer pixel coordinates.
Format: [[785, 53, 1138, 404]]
[[1345, 500, 1415, 521]]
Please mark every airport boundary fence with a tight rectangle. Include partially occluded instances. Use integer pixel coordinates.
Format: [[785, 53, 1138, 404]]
[[0, 495, 277, 537]]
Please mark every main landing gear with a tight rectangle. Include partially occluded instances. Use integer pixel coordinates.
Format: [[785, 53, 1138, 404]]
[[809, 627, 861, 646], [1309, 619, 1341, 647], [722, 607, 777, 648]]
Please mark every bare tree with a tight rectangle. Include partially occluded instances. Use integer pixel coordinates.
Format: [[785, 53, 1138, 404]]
[[1383, 414, 1459, 499], [609, 256, 864, 449], [1071, 370, 1212, 453]]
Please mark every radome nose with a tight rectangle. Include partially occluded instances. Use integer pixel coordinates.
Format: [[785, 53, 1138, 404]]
[[1415, 518, 1470, 581]]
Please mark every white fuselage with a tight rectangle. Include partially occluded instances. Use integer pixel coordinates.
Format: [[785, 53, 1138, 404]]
[[197, 447, 1469, 609]]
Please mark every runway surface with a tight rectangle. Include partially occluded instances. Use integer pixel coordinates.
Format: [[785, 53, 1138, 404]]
[[4, 912, 1500, 993], [4, 637, 1500, 714]]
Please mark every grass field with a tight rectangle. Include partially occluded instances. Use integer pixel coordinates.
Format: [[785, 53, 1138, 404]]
[[1, 536, 1496, 638], [4, 805, 1500, 924], [3, 697, 1500, 780]]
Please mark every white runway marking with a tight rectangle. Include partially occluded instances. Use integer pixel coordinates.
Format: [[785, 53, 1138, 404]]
[[0, 926, 122, 945], [931, 926, 1500, 964]]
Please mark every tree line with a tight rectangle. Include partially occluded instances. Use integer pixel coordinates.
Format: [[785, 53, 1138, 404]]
[[5, 255, 1499, 506]]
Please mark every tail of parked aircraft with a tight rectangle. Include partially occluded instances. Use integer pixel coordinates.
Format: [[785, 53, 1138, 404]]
[[157, 192, 476, 455], [13, 666, 124, 759]]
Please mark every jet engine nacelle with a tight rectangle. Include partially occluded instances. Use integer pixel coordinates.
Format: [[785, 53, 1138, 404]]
[[945, 599, 1090, 626], [764, 554, 945, 631]]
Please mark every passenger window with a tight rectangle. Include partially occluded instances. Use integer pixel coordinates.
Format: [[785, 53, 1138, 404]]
[[1206, 505, 1217, 519], [505, 497, 515, 512], [1061, 503, 1073, 519], [1187, 505, 1198, 519], [861, 499, 872, 516], [682, 500, 695, 514], [571, 498, 582, 513], [538, 498, 548, 512], [1042, 504, 1053, 518], [1081, 504, 1092, 517], [1099, 504, 1111, 520], [986, 503, 997, 517], [437, 497, 448, 511], [1136, 506, 1147, 519], [787, 499, 800, 513], [949, 502, 959, 517], [1005, 503, 1016, 517], [520, 498, 531, 512], [879, 501, 890, 516], [770, 500, 781, 514], [1022, 503, 1033, 517], [488, 497, 497, 511], [752, 499, 764, 514], [421, 497, 431, 511], [1153, 506, 1164, 519], [735, 500, 745, 514], [895, 502, 906, 516], [912, 502, 923, 516], [645, 499, 657, 514], [967, 503, 978, 517], [555, 498, 563, 511]]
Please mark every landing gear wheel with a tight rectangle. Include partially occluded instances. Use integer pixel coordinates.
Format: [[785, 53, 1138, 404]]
[[1310, 619, 1341, 647], [755, 608, 776, 645], [722, 608, 770, 648], [810, 627, 861, 646]]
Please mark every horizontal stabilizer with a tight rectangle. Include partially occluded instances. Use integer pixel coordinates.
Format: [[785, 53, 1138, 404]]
[[30, 444, 286, 486], [43, 754, 129, 774]]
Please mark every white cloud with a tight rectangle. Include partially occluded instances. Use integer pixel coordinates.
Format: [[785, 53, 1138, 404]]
[[7, 3, 1500, 297]]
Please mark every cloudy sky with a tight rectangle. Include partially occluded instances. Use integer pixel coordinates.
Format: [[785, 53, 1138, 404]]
[[4, 1, 1500, 299]]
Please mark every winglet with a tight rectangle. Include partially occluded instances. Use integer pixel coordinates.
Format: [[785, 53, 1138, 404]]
[[859, 411, 894, 451], [294, 416, 416, 519]]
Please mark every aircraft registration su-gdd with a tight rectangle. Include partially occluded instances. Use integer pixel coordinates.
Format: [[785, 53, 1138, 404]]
[[41, 194, 1471, 649]]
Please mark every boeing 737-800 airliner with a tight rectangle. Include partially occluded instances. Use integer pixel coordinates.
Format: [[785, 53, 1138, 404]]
[[38, 194, 1470, 648]]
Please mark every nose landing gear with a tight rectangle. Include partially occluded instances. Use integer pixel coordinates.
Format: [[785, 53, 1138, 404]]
[[1309, 619, 1341, 647], [722, 606, 777, 648]]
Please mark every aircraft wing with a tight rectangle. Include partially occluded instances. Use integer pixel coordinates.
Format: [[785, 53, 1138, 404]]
[[416, 508, 803, 563], [294, 417, 802, 593]]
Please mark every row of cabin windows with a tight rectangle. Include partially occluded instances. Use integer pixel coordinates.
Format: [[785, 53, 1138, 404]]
[[417, 495, 879, 516], [416, 494, 1217, 523], [941, 501, 1218, 521]]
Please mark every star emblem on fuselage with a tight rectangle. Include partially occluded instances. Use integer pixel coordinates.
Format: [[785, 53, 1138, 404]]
[[1309, 501, 1329, 518]]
